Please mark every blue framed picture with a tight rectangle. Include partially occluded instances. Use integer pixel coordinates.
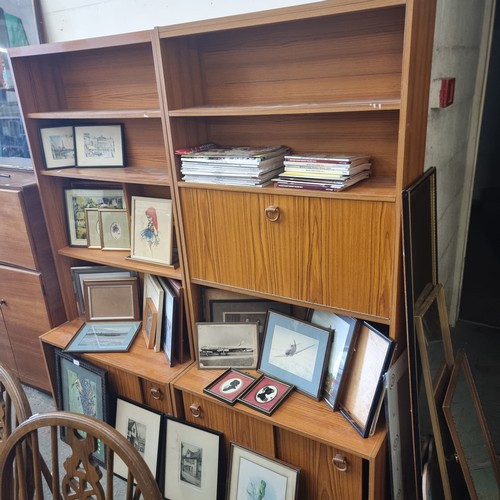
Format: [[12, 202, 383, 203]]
[[258, 310, 332, 400]]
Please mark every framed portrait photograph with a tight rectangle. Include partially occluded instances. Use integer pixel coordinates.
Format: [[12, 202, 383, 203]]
[[130, 196, 173, 266], [55, 349, 108, 464], [164, 417, 223, 500], [143, 273, 164, 353], [64, 320, 141, 353], [85, 208, 101, 248], [70, 265, 137, 316], [227, 443, 300, 500], [99, 208, 130, 250], [64, 188, 126, 246], [196, 322, 259, 369], [83, 277, 140, 322], [338, 322, 396, 438], [39, 125, 75, 169], [237, 374, 294, 416], [142, 297, 157, 349], [308, 309, 360, 410], [258, 311, 332, 400], [74, 124, 124, 167], [114, 397, 163, 482], [203, 368, 257, 406]]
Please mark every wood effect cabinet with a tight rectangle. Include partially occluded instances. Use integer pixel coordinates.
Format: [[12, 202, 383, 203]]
[[0, 169, 65, 391]]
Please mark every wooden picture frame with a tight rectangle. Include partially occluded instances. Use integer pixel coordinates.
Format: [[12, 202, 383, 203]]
[[74, 124, 124, 167], [64, 188, 126, 247], [164, 417, 223, 500], [258, 310, 332, 400], [64, 320, 141, 353], [308, 309, 360, 410], [98, 208, 130, 250], [196, 322, 259, 369], [143, 273, 164, 353], [55, 349, 108, 464], [130, 196, 173, 266], [227, 443, 300, 500], [142, 297, 157, 349], [442, 349, 500, 500], [114, 396, 163, 482], [39, 125, 75, 169], [83, 277, 140, 322], [337, 322, 395, 438], [203, 368, 257, 406]]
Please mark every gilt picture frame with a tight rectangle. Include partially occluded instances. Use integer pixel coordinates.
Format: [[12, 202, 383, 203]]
[[99, 208, 130, 250]]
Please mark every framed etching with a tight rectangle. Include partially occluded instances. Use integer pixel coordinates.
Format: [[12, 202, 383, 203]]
[[203, 368, 257, 406], [74, 124, 124, 167], [130, 196, 173, 266], [258, 311, 332, 400], [39, 125, 75, 169], [99, 208, 130, 250]]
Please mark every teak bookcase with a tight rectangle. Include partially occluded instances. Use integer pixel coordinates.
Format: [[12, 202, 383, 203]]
[[9, 0, 436, 497]]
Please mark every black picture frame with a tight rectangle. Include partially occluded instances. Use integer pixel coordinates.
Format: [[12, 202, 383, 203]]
[[203, 368, 257, 406], [74, 123, 125, 168], [39, 125, 75, 169], [158, 277, 177, 366]]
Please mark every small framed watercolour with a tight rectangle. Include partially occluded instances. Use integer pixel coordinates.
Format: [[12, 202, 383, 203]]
[[64, 321, 141, 353], [197, 322, 259, 369], [258, 311, 332, 400], [99, 208, 130, 250], [237, 374, 294, 416], [203, 368, 257, 406], [39, 125, 75, 169], [227, 443, 300, 500], [74, 124, 124, 167], [142, 297, 157, 349], [130, 196, 173, 266], [164, 417, 223, 500], [114, 397, 163, 482], [83, 277, 140, 322], [308, 309, 360, 410], [85, 208, 101, 248], [338, 322, 396, 438], [64, 188, 126, 246], [55, 349, 108, 464]]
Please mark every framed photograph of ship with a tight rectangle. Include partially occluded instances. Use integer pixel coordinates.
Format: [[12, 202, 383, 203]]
[[39, 125, 75, 169], [74, 124, 124, 167], [203, 368, 257, 406], [130, 196, 173, 266]]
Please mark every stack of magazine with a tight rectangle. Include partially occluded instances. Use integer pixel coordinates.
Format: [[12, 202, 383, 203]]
[[177, 144, 290, 187], [273, 152, 372, 192]]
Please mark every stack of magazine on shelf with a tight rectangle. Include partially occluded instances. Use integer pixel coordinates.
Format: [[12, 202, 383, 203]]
[[177, 143, 290, 187], [273, 152, 372, 192]]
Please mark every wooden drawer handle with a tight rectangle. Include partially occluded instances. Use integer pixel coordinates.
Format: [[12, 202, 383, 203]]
[[265, 205, 280, 222], [150, 387, 162, 400], [189, 403, 202, 418], [332, 453, 349, 472]]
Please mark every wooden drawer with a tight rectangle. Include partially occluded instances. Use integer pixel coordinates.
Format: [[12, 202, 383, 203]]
[[180, 188, 394, 319]]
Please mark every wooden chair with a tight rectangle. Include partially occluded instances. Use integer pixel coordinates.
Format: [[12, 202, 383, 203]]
[[0, 410, 163, 499]]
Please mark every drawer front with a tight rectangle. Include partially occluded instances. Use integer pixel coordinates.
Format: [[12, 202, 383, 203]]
[[141, 378, 172, 414], [0, 189, 36, 269], [180, 188, 394, 319]]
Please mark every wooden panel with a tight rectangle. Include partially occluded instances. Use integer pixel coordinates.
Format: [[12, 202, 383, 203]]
[[180, 189, 394, 319], [0, 315, 16, 372]]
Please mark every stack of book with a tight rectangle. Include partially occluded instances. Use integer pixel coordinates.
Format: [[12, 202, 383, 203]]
[[177, 144, 290, 187], [274, 153, 372, 192]]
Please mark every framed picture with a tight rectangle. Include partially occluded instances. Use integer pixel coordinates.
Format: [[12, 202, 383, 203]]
[[99, 208, 130, 250], [258, 310, 332, 400], [203, 368, 257, 406], [237, 374, 294, 416], [83, 277, 140, 322], [85, 208, 101, 248], [196, 322, 259, 369], [130, 196, 173, 266], [142, 297, 157, 349], [114, 396, 163, 482], [161, 277, 187, 364], [227, 443, 300, 500], [64, 320, 141, 353], [64, 188, 126, 246], [143, 274, 164, 352], [39, 125, 75, 169], [338, 322, 396, 438], [70, 265, 137, 316], [442, 349, 500, 500], [74, 124, 124, 167], [158, 278, 176, 365], [164, 417, 223, 500], [308, 309, 360, 410], [55, 349, 108, 464]]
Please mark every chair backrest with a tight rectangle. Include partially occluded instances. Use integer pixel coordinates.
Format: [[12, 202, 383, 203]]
[[0, 410, 163, 500]]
